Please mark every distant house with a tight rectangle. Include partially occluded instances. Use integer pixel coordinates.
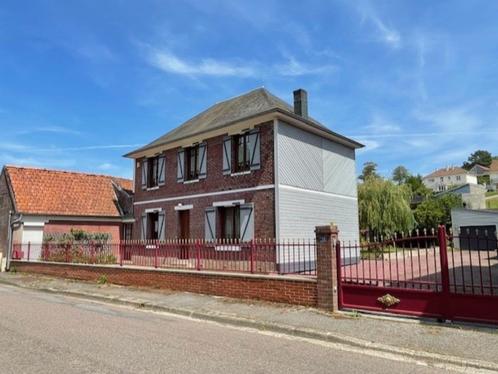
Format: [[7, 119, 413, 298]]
[[470, 159, 498, 190], [0, 166, 134, 263], [422, 166, 477, 192], [124, 88, 363, 246], [435, 183, 486, 209]]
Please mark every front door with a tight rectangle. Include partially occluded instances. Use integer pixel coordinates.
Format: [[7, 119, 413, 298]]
[[179, 210, 190, 259]]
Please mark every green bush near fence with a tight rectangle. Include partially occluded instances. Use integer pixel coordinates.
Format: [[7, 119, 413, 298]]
[[42, 229, 116, 265]]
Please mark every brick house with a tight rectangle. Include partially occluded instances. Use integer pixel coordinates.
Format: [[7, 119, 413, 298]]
[[125, 88, 362, 247], [0, 166, 134, 263]]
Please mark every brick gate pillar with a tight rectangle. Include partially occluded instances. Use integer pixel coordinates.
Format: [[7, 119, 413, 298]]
[[315, 224, 339, 311]]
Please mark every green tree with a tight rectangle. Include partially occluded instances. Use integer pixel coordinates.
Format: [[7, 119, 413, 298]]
[[462, 150, 493, 170], [359, 161, 379, 181], [392, 165, 410, 185], [358, 178, 415, 239], [404, 174, 432, 197], [414, 194, 463, 229]]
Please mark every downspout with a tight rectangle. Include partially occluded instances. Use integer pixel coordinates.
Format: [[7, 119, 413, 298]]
[[6, 210, 22, 271]]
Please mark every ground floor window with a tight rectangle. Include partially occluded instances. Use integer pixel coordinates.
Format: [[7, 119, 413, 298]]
[[147, 212, 159, 240], [220, 206, 241, 239]]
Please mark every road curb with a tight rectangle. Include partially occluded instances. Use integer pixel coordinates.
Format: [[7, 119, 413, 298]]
[[2, 279, 497, 372]]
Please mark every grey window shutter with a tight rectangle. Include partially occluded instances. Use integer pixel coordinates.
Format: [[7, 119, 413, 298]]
[[140, 214, 147, 240], [204, 207, 216, 241], [239, 203, 254, 242], [198, 142, 207, 179], [248, 129, 260, 170], [177, 149, 185, 183], [158, 211, 166, 240], [222, 136, 232, 175], [141, 159, 148, 190], [158, 155, 166, 186]]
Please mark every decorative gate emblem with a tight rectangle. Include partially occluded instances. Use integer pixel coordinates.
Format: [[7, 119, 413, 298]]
[[377, 294, 400, 308]]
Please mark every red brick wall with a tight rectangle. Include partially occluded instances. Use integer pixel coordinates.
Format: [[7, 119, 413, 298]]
[[133, 121, 276, 239], [133, 121, 275, 202], [12, 261, 317, 307], [43, 221, 122, 242], [134, 189, 275, 239]]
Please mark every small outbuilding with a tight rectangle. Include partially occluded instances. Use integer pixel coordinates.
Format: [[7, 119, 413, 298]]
[[0, 166, 134, 267], [451, 208, 498, 250]]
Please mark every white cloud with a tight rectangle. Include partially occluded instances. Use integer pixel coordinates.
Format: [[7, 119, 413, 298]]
[[145, 47, 337, 78], [17, 126, 82, 136], [362, 115, 402, 133], [76, 43, 116, 63], [97, 162, 116, 170], [149, 50, 256, 77], [356, 139, 381, 153], [357, 1, 401, 48], [276, 56, 337, 76]]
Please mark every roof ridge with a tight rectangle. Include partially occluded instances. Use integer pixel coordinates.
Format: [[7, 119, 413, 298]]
[[4, 164, 132, 181]]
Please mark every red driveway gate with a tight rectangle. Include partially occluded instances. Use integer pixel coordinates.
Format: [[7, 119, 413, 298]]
[[338, 226, 498, 325]]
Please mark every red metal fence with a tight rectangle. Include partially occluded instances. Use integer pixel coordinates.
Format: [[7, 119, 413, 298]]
[[338, 226, 498, 325], [11, 239, 317, 276]]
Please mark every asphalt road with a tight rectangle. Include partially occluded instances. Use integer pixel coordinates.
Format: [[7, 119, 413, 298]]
[[0, 284, 452, 374]]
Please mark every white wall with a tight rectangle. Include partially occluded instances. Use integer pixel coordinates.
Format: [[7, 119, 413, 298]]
[[276, 121, 360, 261], [423, 173, 477, 192], [20, 216, 46, 260], [451, 208, 498, 249]]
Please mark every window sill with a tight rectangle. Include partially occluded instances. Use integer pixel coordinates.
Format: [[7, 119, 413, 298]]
[[146, 186, 160, 191], [184, 179, 200, 184], [215, 245, 241, 252], [230, 170, 251, 177]]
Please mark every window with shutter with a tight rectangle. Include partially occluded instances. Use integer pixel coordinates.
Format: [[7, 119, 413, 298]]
[[158, 211, 166, 240], [222, 136, 232, 175], [233, 133, 250, 172], [220, 206, 240, 239], [141, 159, 148, 190], [204, 207, 216, 241], [239, 203, 254, 242], [140, 214, 147, 240], [177, 149, 185, 183], [158, 155, 166, 185], [198, 142, 207, 179], [248, 129, 260, 170]]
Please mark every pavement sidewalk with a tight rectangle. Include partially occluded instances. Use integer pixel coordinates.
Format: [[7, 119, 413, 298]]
[[1, 272, 497, 371]]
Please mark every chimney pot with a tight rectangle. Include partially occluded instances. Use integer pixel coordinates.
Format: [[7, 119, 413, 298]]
[[293, 89, 308, 118]]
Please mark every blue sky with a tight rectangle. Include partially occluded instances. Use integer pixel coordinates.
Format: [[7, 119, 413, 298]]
[[1, 0, 497, 179]]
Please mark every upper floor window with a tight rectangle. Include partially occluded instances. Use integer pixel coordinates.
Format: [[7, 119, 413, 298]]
[[222, 129, 260, 175], [177, 143, 207, 183], [456, 175, 461, 181], [440, 177, 444, 182], [185, 145, 200, 181], [234, 133, 251, 172], [141, 155, 165, 190]]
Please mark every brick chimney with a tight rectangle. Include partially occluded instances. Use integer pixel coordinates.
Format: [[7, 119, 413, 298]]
[[293, 89, 308, 118]]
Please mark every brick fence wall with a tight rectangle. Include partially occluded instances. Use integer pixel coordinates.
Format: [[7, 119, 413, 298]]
[[11, 261, 317, 307]]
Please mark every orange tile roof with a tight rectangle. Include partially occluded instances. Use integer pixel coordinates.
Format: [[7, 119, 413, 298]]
[[489, 159, 498, 172], [5, 166, 133, 217], [424, 166, 468, 179]]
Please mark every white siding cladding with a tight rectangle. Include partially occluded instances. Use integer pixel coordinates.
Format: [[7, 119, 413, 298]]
[[276, 120, 360, 258], [277, 122, 323, 190], [278, 185, 360, 243]]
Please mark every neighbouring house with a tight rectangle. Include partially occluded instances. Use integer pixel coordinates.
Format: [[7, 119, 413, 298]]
[[435, 183, 487, 210], [423, 166, 478, 192], [124, 88, 362, 254], [451, 208, 498, 250], [470, 159, 498, 190], [0, 166, 134, 263]]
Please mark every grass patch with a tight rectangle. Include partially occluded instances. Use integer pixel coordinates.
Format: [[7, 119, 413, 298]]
[[97, 275, 108, 285], [486, 197, 498, 209], [485, 191, 498, 197]]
